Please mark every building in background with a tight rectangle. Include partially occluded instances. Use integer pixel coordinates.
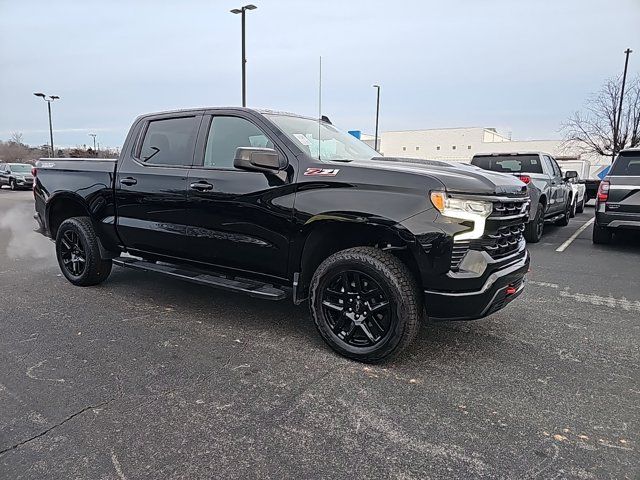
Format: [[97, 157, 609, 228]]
[[377, 127, 608, 169]]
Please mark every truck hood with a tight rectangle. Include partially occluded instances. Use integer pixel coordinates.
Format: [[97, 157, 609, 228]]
[[349, 157, 528, 197]]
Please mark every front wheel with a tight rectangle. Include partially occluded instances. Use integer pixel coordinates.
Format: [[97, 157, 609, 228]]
[[524, 204, 544, 243], [576, 196, 585, 214], [9, 179, 16, 190], [56, 217, 112, 286], [310, 247, 422, 363]]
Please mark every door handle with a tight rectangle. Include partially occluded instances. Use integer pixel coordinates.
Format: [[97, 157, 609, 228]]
[[190, 181, 214, 192], [120, 177, 137, 186]]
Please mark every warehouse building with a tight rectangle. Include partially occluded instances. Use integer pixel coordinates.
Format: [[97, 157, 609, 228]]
[[376, 126, 608, 166]]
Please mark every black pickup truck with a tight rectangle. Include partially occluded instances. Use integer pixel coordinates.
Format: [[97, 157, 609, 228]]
[[34, 108, 530, 362]]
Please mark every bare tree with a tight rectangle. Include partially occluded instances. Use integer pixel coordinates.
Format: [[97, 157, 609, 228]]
[[563, 75, 640, 161], [9, 131, 24, 145]]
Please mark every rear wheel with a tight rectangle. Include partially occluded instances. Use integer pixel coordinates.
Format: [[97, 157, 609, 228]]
[[592, 224, 612, 244], [524, 203, 544, 243], [310, 247, 422, 363], [56, 217, 112, 286]]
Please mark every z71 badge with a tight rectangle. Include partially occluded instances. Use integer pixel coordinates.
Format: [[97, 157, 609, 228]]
[[303, 168, 340, 177]]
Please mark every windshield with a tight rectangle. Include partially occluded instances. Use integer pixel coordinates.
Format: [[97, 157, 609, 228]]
[[266, 114, 379, 162], [8, 164, 31, 173], [610, 152, 640, 176], [471, 155, 543, 174]]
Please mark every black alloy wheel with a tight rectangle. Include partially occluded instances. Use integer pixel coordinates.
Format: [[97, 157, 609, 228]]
[[310, 247, 422, 362], [55, 217, 112, 286], [320, 270, 392, 348], [525, 203, 544, 243], [59, 230, 86, 277]]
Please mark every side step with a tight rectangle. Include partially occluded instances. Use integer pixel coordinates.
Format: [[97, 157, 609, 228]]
[[544, 213, 565, 223], [112, 257, 287, 301]]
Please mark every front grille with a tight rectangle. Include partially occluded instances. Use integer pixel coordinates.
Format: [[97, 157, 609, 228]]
[[450, 197, 528, 271], [489, 200, 528, 218]]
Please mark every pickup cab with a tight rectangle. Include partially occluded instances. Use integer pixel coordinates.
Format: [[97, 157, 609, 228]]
[[34, 108, 530, 362], [471, 152, 574, 242]]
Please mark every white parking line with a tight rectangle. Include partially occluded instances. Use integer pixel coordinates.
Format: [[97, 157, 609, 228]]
[[555, 218, 595, 252]]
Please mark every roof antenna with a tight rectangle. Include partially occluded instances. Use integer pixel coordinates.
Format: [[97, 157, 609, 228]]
[[318, 55, 322, 161]]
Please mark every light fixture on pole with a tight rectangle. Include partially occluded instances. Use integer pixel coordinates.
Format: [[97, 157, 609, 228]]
[[33, 93, 60, 158], [230, 4, 257, 107], [89, 133, 97, 152]]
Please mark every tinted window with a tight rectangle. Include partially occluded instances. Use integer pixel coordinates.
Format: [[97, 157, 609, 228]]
[[203, 116, 273, 169], [610, 152, 640, 176], [548, 157, 562, 177], [471, 155, 543, 174], [542, 156, 555, 175], [139, 116, 199, 166]]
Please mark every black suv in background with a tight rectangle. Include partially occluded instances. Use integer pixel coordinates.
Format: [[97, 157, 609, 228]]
[[593, 148, 640, 244], [471, 152, 575, 243]]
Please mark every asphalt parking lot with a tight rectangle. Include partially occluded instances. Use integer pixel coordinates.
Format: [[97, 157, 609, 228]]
[[0, 189, 638, 479]]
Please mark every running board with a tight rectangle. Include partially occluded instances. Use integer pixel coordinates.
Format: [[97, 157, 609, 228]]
[[113, 257, 287, 301], [544, 213, 565, 223]]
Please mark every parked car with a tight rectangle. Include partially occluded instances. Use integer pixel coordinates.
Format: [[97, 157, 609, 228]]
[[557, 159, 599, 204], [34, 107, 530, 362], [471, 152, 574, 243], [593, 148, 640, 244], [0, 163, 34, 190], [566, 171, 586, 217]]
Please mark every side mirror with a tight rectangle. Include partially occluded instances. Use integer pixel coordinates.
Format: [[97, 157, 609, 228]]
[[234, 147, 287, 173], [564, 170, 578, 180]]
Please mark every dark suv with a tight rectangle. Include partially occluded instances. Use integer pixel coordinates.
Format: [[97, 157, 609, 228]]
[[593, 148, 640, 244]]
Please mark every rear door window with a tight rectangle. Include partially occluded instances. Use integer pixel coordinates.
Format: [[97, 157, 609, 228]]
[[610, 153, 640, 176], [471, 155, 543, 174], [138, 116, 200, 166]]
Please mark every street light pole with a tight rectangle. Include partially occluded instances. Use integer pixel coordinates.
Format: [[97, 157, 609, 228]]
[[373, 84, 381, 152], [34, 93, 60, 158], [231, 4, 257, 107], [613, 48, 633, 162]]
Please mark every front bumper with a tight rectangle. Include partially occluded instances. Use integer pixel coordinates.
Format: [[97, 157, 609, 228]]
[[14, 178, 34, 188], [424, 250, 529, 321]]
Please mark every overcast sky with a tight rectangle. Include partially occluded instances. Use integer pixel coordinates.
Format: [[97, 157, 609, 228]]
[[1, 0, 639, 149]]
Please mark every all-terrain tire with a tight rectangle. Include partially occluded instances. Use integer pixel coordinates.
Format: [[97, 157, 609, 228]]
[[524, 203, 544, 243], [56, 217, 112, 286], [310, 247, 422, 363]]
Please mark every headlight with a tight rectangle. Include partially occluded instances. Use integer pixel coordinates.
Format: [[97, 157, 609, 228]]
[[430, 191, 492, 241]]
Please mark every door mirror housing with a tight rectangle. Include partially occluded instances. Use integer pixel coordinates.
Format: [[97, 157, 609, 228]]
[[564, 170, 578, 181], [234, 147, 287, 173]]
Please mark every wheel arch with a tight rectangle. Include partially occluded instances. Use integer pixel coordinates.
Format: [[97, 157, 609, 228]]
[[292, 217, 422, 303], [46, 192, 92, 238]]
